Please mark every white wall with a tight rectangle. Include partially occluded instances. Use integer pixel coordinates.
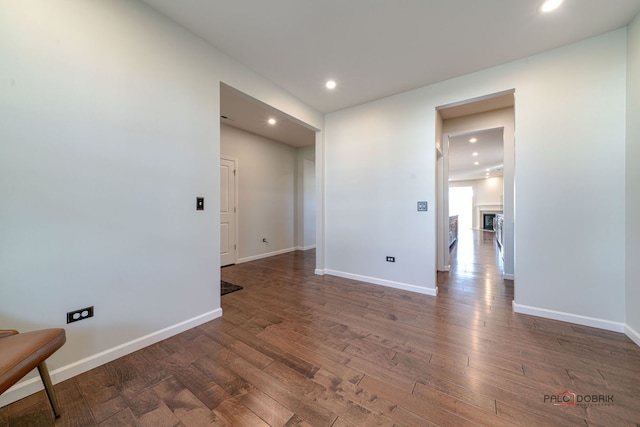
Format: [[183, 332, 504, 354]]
[[324, 29, 627, 329], [220, 124, 297, 261], [314, 131, 326, 273], [295, 146, 316, 250], [303, 158, 317, 249], [626, 13, 640, 346], [324, 92, 438, 295], [0, 0, 322, 406], [450, 177, 504, 229], [512, 31, 626, 328]]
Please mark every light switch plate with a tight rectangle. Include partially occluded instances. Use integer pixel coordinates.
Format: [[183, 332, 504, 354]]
[[417, 201, 428, 211], [196, 197, 204, 210]]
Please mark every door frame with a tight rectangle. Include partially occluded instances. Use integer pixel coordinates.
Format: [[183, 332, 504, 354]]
[[435, 90, 515, 279], [221, 155, 239, 266]]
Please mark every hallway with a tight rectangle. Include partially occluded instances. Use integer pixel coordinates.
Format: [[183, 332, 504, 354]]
[[443, 226, 509, 288], [451, 228, 504, 277], [437, 227, 514, 330]]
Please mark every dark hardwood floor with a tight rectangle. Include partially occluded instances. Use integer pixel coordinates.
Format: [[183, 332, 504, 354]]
[[3, 230, 640, 426]]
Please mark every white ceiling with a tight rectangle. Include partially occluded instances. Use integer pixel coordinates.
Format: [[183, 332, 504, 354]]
[[448, 128, 504, 182], [139, 0, 639, 169], [140, 0, 640, 114], [220, 83, 316, 147]]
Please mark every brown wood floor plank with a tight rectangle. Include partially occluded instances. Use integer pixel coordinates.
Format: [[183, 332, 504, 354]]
[[87, 396, 129, 426], [313, 368, 437, 427], [213, 397, 269, 427], [411, 381, 518, 427], [413, 375, 497, 414], [135, 402, 182, 427], [98, 408, 141, 427], [54, 379, 98, 427], [74, 366, 124, 423], [158, 365, 230, 412], [152, 377, 224, 426], [495, 400, 590, 427], [199, 324, 274, 370], [6, 396, 55, 427], [223, 356, 338, 426], [358, 374, 479, 427], [234, 386, 295, 427], [257, 326, 364, 386]]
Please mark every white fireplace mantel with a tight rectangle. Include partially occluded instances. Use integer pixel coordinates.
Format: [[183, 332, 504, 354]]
[[474, 204, 503, 230]]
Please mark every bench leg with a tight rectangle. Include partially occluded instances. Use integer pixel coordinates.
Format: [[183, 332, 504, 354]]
[[37, 362, 61, 418]]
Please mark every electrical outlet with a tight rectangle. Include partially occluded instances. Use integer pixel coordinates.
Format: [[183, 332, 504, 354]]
[[386, 256, 395, 262], [417, 201, 428, 211], [67, 306, 94, 324]]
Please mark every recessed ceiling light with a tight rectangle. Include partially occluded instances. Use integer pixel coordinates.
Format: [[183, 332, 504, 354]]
[[268, 118, 276, 125], [469, 138, 477, 143], [485, 168, 490, 172], [474, 161, 480, 165], [472, 152, 479, 157], [326, 80, 337, 90], [540, 0, 563, 13]]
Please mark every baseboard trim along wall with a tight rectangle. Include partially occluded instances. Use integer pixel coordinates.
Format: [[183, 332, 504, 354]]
[[503, 273, 515, 280], [625, 324, 640, 347], [238, 247, 297, 263], [296, 245, 317, 251], [0, 308, 223, 408], [512, 301, 626, 333], [324, 269, 438, 297]]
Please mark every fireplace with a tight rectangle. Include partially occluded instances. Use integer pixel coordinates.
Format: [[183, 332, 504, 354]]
[[483, 213, 496, 231], [475, 205, 503, 231]]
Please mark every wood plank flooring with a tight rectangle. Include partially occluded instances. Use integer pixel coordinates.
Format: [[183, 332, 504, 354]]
[[2, 229, 640, 426]]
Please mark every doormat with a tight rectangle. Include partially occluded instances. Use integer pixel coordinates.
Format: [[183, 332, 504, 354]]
[[221, 281, 243, 296]]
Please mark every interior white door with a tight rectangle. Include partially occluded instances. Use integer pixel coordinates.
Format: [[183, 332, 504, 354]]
[[220, 158, 237, 266]]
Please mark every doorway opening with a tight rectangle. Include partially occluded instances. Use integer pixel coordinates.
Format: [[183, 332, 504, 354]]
[[219, 83, 318, 269], [435, 90, 515, 281]]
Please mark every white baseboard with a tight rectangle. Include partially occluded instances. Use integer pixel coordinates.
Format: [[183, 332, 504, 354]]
[[324, 269, 438, 297], [238, 247, 297, 263], [314, 268, 325, 275], [503, 273, 515, 280], [512, 301, 625, 333], [0, 308, 223, 408], [625, 324, 640, 347], [295, 245, 316, 251]]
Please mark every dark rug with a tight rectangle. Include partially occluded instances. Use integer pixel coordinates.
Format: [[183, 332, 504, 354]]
[[221, 280, 243, 296]]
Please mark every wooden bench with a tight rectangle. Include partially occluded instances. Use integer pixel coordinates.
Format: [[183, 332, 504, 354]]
[[0, 329, 66, 417]]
